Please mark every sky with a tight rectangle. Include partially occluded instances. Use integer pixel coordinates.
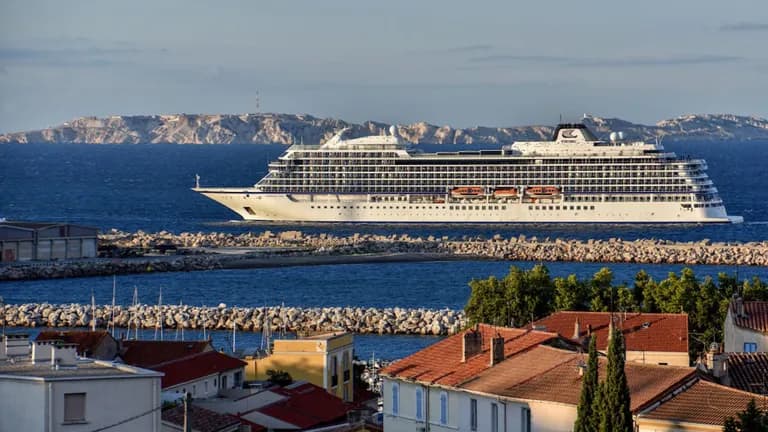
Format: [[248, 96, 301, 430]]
[[1, 0, 767, 133]]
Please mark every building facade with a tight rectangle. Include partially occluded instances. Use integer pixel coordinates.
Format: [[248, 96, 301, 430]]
[[0, 221, 98, 262], [244, 332, 355, 401], [0, 338, 162, 432], [723, 297, 768, 353]]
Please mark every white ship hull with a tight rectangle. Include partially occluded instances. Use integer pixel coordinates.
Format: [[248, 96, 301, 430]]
[[196, 189, 739, 224]]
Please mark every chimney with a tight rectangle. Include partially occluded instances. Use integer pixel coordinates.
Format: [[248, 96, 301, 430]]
[[3, 334, 30, 358], [462, 328, 482, 362], [705, 343, 727, 378], [607, 317, 614, 341], [735, 296, 745, 318], [587, 324, 592, 336], [573, 318, 582, 340], [32, 340, 55, 364], [51, 343, 79, 369], [490, 334, 505, 366]]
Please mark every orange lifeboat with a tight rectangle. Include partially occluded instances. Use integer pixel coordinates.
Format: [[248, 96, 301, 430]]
[[493, 187, 518, 198], [451, 186, 484, 198], [526, 186, 560, 197]]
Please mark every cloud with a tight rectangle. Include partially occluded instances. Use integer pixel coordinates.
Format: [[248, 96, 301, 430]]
[[720, 22, 768, 32], [410, 44, 493, 55], [464, 54, 743, 68], [0, 46, 142, 68]]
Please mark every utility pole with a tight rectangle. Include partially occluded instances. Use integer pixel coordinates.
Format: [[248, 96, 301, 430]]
[[183, 392, 192, 432]]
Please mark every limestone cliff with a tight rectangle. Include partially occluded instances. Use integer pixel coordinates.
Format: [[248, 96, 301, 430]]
[[1, 112, 767, 144]]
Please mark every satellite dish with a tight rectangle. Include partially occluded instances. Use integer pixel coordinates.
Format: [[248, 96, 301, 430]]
[[389, 125, 398, 137], [617, 131, 625, 140], [609, 132, 618, 142]]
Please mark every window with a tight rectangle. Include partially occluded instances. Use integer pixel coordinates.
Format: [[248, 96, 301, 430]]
[[470, 398, 478, 431], [440, 391, 448, 425], [331, 355, 338, 387], [192, 384, 196, 395], [744, 342, 758, 353], [64, 393, 86, 423], [392, 382, 400, 415], [205, 381, 208, 393], [521, 407, 531, 432], [415, 387, 423, 420], [221, 375, 227, 389], [234, 371, 243, 387], [491, 403, 499, 432]]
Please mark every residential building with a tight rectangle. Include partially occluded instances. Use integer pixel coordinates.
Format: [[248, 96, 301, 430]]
[[119, 340, 213, 368], [636, 379, 764, 432], [244, 331, 355, 401], [154, 350, 247, 399], [381, 323, 704, 432], [531, 311, 690, 366], [703, 349, 768, 396], [36, 330, 120, 361], [724, 297, 768, 352], [0, 338, 162, 432], [0, 221, 98, 262], [196, 381, 351, 430], [161, 404, 244, 432]]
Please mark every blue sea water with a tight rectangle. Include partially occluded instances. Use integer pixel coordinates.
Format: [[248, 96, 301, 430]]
[[1, 141, 767, 358]]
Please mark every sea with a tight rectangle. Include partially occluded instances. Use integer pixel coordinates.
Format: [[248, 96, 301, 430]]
[[1, 141, 767, 359]]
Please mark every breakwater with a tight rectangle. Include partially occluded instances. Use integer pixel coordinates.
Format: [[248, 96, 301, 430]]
[[0, 303, 466, 336], [3, 230, 767, 281], [107, 229, 768, 266]]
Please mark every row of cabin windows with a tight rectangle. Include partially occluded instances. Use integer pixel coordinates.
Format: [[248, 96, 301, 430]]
[[390, 384, 530, 431], [530, 205, 596, 211]]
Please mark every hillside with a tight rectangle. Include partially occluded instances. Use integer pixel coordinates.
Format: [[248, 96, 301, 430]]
[[1, 113, 767, 145]]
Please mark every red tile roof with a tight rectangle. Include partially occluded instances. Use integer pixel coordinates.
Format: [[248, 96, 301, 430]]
[[640, 380, 762, 426], [162, 404, 241, 432], [471, 347, 695, 412], [36, 330, 115, 357], [381, 324, 562, 386], [154, 351, 246, 388], [120, 340, 212, 368], [531, 311, 689, 353], [246, 383, 350, 429], [731, 301, 768, 333], [725, 353, 768, 395]]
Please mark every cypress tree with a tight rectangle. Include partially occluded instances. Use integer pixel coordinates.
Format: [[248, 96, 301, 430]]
[[599, 325, 632, 432], [574, 336, 599, 432]]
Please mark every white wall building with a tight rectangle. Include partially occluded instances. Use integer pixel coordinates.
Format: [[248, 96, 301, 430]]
[[723, 298, 768, 353], [0, 336, 163, 432]]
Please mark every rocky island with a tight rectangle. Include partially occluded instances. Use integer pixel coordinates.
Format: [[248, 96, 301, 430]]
[[1, 113, 767, 145]]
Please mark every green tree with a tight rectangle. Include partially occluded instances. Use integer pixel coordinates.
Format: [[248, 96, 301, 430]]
[[722, 399, 768, 432], [599, 326, 632, 432], [574, 336, 599, 432], [266, 369, 293, 386], [616, 285, 638, 312], [465, 275, 508, 326], [589, 268, 615, 312], [554, 274, 588, 312], [743, 277, 768, 301]]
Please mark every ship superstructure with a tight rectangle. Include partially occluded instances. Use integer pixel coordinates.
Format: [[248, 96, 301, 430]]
[[195, 124, 742, 223]]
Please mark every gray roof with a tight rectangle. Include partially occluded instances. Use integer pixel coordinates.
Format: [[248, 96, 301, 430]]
[[0, 359, 162, 381]]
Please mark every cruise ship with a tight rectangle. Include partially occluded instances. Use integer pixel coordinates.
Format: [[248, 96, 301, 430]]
[[194, 123, 742, 224]]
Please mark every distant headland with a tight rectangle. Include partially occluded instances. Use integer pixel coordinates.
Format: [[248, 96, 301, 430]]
[[1, 113, 767, 145]]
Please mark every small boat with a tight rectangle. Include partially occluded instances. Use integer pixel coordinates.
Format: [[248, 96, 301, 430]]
[[451, 186, 484, 198], [526, 186, 560, 197], [493, 187, 518, 198]]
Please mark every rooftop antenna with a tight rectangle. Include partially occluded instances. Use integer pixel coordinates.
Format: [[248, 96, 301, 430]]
[[91, 288, 97, 332]]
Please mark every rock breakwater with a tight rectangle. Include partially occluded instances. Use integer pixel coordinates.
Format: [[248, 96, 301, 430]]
[[0, 303, 465, 336]]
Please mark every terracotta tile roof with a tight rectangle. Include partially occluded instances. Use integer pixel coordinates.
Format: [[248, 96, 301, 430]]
[[162, 404, 241, 432], [640, 380, 763, 426], [120, 340, 212, 368], [731, 301, 768, 333], [36, 330, 115, 358], [381, 324, 561, 386], [154, 351, 246, 388], [531, 311, 689, 353], [250, 382, 350, 429], [496, 354, 696, 412], [726, 353, 768, 395]]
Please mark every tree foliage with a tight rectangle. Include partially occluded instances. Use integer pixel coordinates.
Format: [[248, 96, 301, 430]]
[[464, 264, 768, 362], [599, 328, 632, 432], [723, 399, 768, 432], [266, 369, 293, 386], [574, 336, 599, 432]]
